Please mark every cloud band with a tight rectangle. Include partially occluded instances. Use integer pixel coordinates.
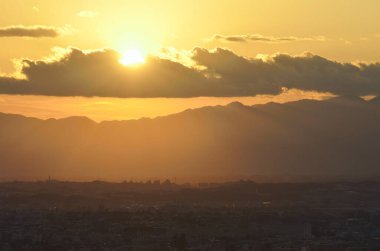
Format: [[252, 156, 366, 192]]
[[0, 48, 379, 98], [0, 25, 61, 38]]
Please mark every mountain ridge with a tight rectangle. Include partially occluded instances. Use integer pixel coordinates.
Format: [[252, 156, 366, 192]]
[[1, 95, 379, 123], [0, 95, 379, 181]]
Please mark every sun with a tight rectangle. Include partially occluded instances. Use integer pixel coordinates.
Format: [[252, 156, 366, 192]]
[[119, 49, 146, 66]]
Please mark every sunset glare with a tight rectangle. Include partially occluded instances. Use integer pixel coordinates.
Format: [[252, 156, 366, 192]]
[[119, 49, 146, 66]]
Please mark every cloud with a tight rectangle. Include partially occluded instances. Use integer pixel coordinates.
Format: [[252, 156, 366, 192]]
[[193, 48, 380, 96], [210, 34, 325, 43], [77, 10, 98, 18], [0, 47, 380, 97], [0, 48, 211, 97], [0, 25, 62, 38]]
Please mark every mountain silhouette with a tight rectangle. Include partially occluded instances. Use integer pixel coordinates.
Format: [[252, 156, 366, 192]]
[[370, 96, 380, 104], [0, 96, 380, 181]]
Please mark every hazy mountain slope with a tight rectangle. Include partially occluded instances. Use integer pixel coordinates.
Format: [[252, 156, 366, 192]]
[[370, 96, 380, 104], [0, 96, 379, 180]]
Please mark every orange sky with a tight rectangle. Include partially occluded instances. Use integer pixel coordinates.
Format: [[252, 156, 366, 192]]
[[0, 0, 379, 119], [0, 90, 334, 121]]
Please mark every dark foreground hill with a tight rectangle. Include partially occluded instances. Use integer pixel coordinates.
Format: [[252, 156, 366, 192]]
[[0, 96, 379, 181]]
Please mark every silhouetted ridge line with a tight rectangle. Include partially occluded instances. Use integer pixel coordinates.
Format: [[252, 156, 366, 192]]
[[369, 96, 380, 104], [0, 96, 380, 181]]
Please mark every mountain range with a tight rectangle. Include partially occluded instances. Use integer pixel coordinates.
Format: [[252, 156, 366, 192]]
[[0, 96, 379, 181]]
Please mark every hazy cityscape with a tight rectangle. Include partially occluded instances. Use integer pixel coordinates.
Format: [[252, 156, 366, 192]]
[[0, 180, 380, 250]]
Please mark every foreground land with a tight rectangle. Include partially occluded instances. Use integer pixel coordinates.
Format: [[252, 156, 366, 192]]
[[1, 180, 380, 250]]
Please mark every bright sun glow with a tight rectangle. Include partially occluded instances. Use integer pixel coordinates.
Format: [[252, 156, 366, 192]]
[[119, 49, 146, 66]]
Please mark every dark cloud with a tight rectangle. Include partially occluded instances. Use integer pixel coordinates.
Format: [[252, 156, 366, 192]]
[[0, 26, 61, 38], [0, 48, 212, 97], [211, 34, 325, 43], [0, 47, 380, 97], [192, 48, 380, 96]]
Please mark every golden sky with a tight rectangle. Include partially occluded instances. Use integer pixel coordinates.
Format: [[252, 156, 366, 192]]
[[0, 90, 333, 121], [1, 0, 380, 120]]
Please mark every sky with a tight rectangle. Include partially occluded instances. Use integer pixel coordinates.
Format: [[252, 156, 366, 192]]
[[1, 0, 380, 120]]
